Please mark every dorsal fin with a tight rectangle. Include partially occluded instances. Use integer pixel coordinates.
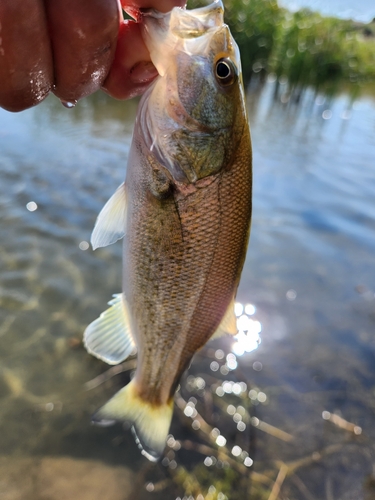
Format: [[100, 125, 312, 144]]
[[91, 183, 127, 250]]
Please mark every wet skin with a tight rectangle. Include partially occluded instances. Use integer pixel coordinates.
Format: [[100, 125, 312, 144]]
[[0, 0, 185, 112]]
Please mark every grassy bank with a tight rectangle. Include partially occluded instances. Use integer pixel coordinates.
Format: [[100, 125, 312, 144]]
[[190, 0, 375, 99]]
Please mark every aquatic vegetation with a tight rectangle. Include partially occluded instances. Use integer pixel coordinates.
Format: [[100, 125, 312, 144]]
[[189, 0, 282, 83], [83, 333, 371, 500], [189, 0, 375, 98], [222, 0, 282, 84], [271, 9, 375, 100], [82, 301, 372, 499]]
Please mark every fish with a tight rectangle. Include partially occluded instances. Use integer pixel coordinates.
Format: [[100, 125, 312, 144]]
[[83, 0, 252, 461]]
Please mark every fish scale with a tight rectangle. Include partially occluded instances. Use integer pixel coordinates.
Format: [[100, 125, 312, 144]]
[[178, 134, 252, 374], [126, 142, 224, 404]]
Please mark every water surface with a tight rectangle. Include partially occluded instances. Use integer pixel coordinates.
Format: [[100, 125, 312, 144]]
[[0, 84, 375, 499]]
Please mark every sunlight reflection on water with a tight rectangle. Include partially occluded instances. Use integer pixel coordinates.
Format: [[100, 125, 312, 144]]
[[232, 301, 262, 356]]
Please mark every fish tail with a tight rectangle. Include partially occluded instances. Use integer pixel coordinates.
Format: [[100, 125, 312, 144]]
[[92, 379, 173, 462]]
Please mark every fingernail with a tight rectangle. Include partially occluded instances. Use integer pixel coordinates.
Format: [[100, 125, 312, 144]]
[[130, 61, 158, 84]]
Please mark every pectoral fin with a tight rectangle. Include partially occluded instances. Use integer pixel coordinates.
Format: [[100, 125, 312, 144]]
[[92, 379, 173, 462], [91, 183, 127, 250], [210, 298, 238, 340], [83, 294, 135, 365]]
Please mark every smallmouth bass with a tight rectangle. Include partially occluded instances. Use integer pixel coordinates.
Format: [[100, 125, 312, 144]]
[[84, 0, 252, 461]]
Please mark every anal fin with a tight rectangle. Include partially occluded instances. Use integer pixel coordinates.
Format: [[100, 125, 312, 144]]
[[83, 294, 135, 365], [210, 297, 238, 340]]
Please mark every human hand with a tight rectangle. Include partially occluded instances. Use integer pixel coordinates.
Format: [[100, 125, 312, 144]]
[[0, 0, 186, 112]]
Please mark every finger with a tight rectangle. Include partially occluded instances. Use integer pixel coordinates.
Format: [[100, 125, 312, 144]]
[[103, 1, 186, 100], [102, 20, 158, 100], [44, 0, 121, 103], [0, 0, 53, 112]]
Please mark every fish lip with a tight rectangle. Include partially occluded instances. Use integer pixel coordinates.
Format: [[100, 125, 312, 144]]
[[141, 0, 224, 41]]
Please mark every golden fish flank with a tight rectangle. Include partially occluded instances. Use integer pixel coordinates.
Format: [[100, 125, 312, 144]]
[[83, 0, 252, 461]]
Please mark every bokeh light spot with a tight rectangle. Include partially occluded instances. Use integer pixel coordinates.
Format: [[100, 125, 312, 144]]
[[79, 241, 90, 251], [26, 201, 38, 212], [232, 445, 242, 456], [216, 435, 227, 447]]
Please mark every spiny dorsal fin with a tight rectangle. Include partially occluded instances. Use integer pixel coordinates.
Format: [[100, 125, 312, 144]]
[[91, 183, 127, 250], [210, 297, 238, 340], [92, 379, 173, 462], [83, 294, 135, 365]]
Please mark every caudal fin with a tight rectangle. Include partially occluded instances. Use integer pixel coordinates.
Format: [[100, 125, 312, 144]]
[[92, 379, 173, 461]]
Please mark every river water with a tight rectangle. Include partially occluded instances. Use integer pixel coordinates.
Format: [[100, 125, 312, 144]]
[[0, 82, 374, 499]]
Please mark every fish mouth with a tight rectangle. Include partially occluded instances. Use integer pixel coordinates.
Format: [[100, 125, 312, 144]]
[[141, 1, 225, 76], [141, 0, 224, 30], [168, 0, 225, 38]]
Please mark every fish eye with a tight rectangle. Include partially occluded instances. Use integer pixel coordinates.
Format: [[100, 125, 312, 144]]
[[215, 58, 237, 86]]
